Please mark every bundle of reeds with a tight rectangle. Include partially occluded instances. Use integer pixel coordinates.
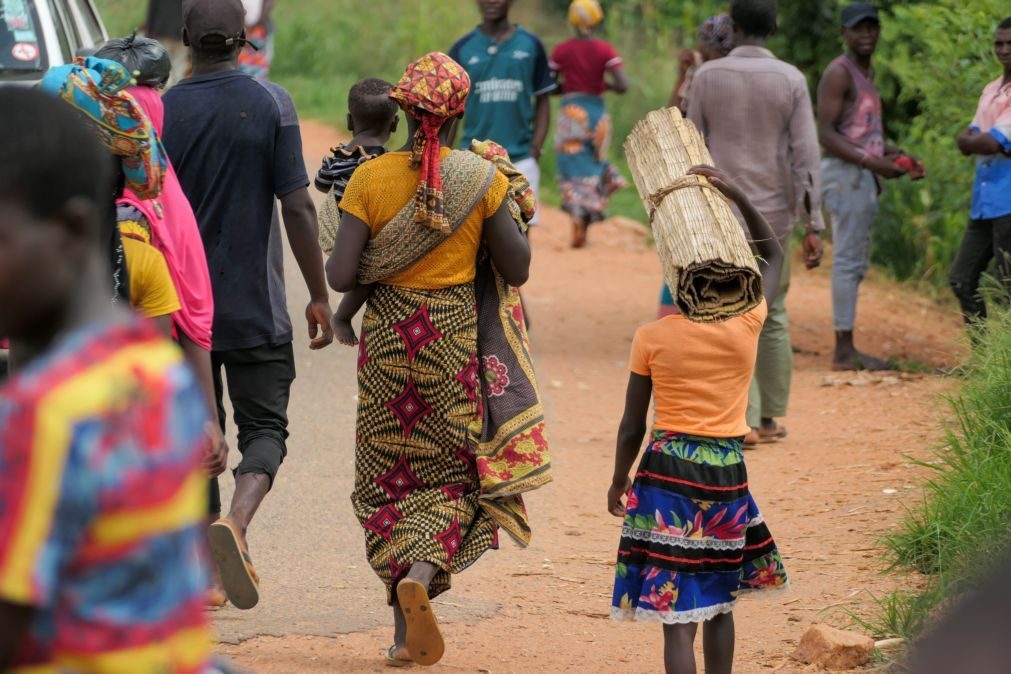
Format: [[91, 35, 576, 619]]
[[624, 108, 761, 322]]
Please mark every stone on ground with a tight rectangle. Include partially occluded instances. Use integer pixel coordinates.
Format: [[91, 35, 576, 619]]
[[792, 624, 875, 670]]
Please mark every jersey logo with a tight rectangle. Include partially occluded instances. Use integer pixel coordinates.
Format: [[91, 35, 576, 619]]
[[468, 55, 481, 65], [512, 50, 530, 60]]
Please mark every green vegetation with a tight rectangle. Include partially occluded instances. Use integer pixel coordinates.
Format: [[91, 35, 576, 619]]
[[872, 1, 1006, 288], [860, 304, 1011, 641], [94, 0, 1009, 288]]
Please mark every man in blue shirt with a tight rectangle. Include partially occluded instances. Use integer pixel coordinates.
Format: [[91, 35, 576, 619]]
[[162, 0, 333, 610], [951, 17, 1011, 329], [450, 0, 556, 223]]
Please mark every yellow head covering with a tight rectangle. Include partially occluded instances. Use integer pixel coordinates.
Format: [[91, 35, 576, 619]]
[[568, 0, 604, 32]]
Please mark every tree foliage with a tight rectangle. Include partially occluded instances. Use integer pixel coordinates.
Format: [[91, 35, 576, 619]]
[[872, 1, 1007, 285]]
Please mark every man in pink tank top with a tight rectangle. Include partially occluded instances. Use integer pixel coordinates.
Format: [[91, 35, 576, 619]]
[[817, 2, 925, 371]]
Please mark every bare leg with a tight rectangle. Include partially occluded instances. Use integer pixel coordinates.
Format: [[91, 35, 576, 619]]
[[226, 473, 271, 536], [407, 561, 439, 588], [206, 514, 226, 604], [663, 622, 699, 674], [833, 330, 891, 371], [389, 600, 410, 661], [571, 215, 588, 248], [702, 612, 735, 674]]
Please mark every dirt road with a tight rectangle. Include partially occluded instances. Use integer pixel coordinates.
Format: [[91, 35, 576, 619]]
[[215, 121, 965, 673]]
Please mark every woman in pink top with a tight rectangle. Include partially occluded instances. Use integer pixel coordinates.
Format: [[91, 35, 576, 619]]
[[550, 0, 629, 248], [96, 37, 228, 602]]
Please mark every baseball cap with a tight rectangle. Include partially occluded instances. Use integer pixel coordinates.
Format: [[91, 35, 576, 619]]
[[841, 2, 880, 28], [183, 0, 257, 50]]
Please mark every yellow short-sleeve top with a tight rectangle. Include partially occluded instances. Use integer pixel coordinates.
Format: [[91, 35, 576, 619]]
[[339, 148, 510, 289]]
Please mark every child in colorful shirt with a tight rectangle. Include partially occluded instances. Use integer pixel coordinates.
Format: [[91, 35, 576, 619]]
[[0, 88, 213, 674], [608, 166, 788, 674]]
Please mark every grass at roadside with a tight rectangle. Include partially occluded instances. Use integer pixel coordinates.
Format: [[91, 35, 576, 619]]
[[94, 0, 669, 225], [858, 304, 1011, 642]]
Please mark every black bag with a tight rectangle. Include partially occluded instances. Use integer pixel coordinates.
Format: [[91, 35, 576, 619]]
[[94, 34, 172, 88]]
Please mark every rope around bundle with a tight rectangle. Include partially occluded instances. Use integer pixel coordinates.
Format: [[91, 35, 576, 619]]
[[647, 176, 728, 223], [624, 108, 762, 322]]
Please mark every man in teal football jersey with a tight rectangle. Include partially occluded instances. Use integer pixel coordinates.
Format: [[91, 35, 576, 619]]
[[450, 0, 557, 224]]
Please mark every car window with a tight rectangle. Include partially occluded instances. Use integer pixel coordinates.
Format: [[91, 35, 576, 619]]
[[49, 0, 81, 55], [67, 0, 102, 47], [0, 0, 49, 73]]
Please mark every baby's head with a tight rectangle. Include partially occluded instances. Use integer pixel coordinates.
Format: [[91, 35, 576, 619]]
[[347, 78, 400, 143]]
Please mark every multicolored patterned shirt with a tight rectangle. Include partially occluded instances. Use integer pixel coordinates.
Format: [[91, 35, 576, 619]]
[[0, 319, 211, 673]]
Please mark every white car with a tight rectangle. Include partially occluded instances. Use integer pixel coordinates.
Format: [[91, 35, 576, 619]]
[[1, 0, 108, 86]]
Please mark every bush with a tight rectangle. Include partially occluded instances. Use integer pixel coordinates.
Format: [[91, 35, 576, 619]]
[[877, 302, 1011, 639], [871, 2, 1006, 287], [94, 0, 1007, 258]]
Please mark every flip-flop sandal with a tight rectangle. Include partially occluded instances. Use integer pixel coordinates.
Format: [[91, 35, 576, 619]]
[[397, 579, 444, 666], [758, 425, 788, 443], [743, 430, 760, 449], [385, 645, 413, 668], [207, 518, 260, 610]]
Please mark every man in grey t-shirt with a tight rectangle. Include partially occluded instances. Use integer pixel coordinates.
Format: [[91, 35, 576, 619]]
[[687, 0, 824, 447]]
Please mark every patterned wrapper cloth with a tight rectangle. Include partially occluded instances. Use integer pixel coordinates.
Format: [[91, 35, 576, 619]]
[[612, 432, 787, 623], [555, 94, 627, 222]]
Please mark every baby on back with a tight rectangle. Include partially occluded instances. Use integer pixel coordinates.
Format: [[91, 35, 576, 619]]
[[316, 78, 400, 251], [315, 78, 399, 345]]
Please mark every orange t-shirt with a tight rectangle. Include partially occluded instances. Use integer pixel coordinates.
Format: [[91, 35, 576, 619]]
[[629, 300, 768, 438]]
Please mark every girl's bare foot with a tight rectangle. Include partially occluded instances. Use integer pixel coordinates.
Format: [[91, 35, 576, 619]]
[[334, 318, 359, 346]]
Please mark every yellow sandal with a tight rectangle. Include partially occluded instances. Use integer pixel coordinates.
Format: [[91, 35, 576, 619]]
[[397, 579, 444, 666]]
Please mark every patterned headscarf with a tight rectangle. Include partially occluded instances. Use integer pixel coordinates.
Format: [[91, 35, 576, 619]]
[[569, 0, 604, 32], [40, 57, 166, 199], [390, 52, 471, 234], [699, 14, 735, 57]]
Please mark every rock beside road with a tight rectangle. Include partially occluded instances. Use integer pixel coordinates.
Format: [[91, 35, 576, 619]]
[[793, 624, 876, 670]]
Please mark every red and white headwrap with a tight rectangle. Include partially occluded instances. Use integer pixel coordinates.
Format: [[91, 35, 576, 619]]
[[390, 52, 471, 234]]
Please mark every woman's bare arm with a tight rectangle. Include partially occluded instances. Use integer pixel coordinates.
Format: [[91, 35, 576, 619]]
[[482, 201, 531, 287], [327, 213, 371, 293]]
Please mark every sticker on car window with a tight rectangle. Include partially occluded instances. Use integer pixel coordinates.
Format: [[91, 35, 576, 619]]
[[2, 0, 31, 30], [11, 42, 39, 62], [13, 29, 36, 42]]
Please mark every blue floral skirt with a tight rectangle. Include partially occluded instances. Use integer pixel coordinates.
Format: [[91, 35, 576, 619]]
[[611, 432, 787, 624]]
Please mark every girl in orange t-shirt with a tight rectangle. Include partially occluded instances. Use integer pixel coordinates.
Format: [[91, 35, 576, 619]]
[[608, 166, 789, 674]]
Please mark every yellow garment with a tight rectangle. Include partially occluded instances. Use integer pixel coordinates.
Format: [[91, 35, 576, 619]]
[[569, 0, 604, 30], [340, 148, 510, 289], [121, 235, 181, 319]]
